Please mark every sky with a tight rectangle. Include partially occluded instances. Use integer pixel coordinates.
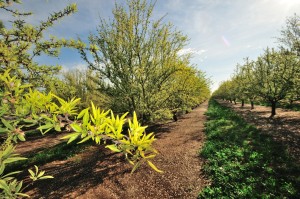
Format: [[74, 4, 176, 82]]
[[2, 0, 300, 91]]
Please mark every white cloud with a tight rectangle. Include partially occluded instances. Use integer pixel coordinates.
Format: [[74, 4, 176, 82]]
[[3, 0, 300, 91], [178, 48, 207, 56]]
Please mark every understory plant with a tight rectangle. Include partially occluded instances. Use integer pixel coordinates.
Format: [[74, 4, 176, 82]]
[[199, 99, 299, 198], [0, 70, 161, 198]]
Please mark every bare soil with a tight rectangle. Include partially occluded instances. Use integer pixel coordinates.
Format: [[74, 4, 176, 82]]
[[217, 100, 300, 162], [22, 101, 209, 198]]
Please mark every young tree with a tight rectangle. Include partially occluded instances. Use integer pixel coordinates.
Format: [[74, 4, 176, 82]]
[[253, 48, 299, 116], [79, 0, 197, 121]]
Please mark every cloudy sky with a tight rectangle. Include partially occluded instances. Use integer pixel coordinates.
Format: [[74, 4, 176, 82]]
[[3, 0, 300, 91]]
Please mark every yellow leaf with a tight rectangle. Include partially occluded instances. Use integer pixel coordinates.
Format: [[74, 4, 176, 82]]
[[147, 161, 163, 173]]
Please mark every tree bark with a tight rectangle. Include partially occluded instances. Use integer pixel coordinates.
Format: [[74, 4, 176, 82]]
[[251, 101, 254, 109], [271, 101, 277, 117]]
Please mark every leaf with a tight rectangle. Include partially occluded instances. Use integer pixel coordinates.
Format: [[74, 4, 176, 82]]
[[2, 171, 22, 179], [37, 123, 54, 130], [70, 123, 82, 133], [39, 175, 54, 180], [17, 134, 26, 141], [147, 161, 163, 173], [15, 193, 30, 197], [77, 108, 89, 119], [105, 144, 122, 152], [54, 124, 61, 132], [15, 180, 23, 193], [34, 165, 39, 175], [28, 169, 35, 177], [3, 157, 27, 164], [0, 179, 10, 192], [131, 161, 141, 174], [1, 118, 13, 130], [0, 127, 8, 133], [77, 136, 92, 144], [62, 132, 81, 144]]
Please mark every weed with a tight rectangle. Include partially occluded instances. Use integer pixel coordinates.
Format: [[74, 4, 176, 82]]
[[199, 99, 300, 198]]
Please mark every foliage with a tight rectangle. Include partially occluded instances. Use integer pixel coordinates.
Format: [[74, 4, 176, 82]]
[[213, 14, 300, 116], [0, 71, 58, 197], [50, 68, 110, 109], [199, 99, 299, 198], [79, 0, 210, 121], [0, 0, 84, 88], [278, 14, 300, 56], [0, 0, 162, 197], [0, 69, 161, 197], [213, 48, 300, 116]]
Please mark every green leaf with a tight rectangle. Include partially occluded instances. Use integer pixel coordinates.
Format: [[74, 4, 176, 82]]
[[34, 165, 38, 175], [15, 180, 23, 193], [2, 171, 22, 179], [1, 118, 13, 130], [0, 179, 10, 192], [17, 134, 26, 141], [3, 157, 27, 164], [131, 161, 141, 174], [37, 170, 45, 178], [54, 124, 61, 132], [105, 144, 122, 152], [61, 132, 81, 144], [39, 175, 54, 180], [0, 127, 8, 133], [77, 136, 92, 144], [28, 169, 35, 177], [70, 123, 82, 132], [38, 123, 54, 130], [15, 193, 30, 197]]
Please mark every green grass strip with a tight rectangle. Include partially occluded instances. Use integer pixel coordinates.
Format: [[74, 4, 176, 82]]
[[198, 99, 300, 198]]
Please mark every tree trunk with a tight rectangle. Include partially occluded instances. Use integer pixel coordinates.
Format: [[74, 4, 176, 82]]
[[271, 101, 276, 117], [250, 101, 254, 109], [241, 100, 244, 107], [234, 99, 236, 105]]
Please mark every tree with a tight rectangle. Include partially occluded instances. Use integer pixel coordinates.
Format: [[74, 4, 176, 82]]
[[50, 68, 110, 109], [0, 0, 84, 88], [234, 58, 258, 109], [0, 1, 161, 197], [79, 0, 203, 121], [253, 48, 299, 116], [278, 14, 300, 56]]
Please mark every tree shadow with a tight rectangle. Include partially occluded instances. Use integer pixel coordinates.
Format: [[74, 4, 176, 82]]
[[21, 146, 131, 199]]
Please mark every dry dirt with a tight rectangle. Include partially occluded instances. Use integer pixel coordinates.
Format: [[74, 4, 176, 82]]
[[22, 101, 210, 199]]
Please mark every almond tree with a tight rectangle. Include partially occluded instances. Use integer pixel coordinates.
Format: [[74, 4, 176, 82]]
[[0, 0, 84, 88], [79, 0, 204, 121], [278, 14, 300, 56], [253, 48, 299, 116]]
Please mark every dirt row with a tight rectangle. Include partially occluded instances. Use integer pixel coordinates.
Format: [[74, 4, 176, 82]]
[[24, 102, 209, 198]]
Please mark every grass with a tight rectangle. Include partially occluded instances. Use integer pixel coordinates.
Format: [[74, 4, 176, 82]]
[[198, 99, 300, 198]]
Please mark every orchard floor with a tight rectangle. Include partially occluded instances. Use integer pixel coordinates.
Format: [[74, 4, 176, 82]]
[[217, 100, 300, 164], [21, 101, 209, 199]]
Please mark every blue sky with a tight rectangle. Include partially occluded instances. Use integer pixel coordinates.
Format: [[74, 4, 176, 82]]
[[3, 0, 300, 91]]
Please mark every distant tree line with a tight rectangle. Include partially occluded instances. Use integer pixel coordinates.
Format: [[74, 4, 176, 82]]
[[213, 14, 300, 116]]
